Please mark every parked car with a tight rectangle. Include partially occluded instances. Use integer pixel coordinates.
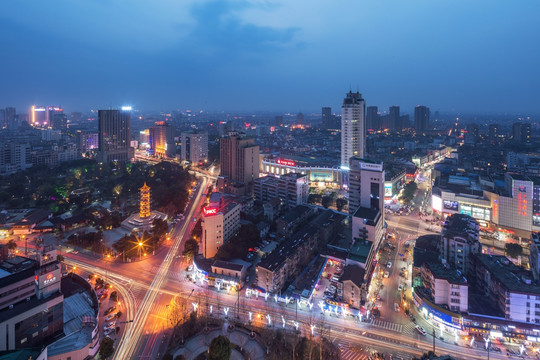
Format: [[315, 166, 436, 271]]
[[386, 262, 392, 268], [104, 306, 116, 316], [384, 271, 389, 278], [105, 313, 115, 321], [104, 328, 114, 336]]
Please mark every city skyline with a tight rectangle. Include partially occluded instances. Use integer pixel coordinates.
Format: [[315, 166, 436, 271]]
[[1, 1, 539, 113]]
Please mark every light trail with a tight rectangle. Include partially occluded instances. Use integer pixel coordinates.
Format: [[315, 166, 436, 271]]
[[113, 176, 207, 359]]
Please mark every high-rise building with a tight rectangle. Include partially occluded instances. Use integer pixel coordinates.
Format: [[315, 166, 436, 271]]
[[149, 121, 175, 158], [76, 131, 98, 154], [348, 158, 384, 215], [0, 109, 5, 128], [513, 122, 531, 143], [366, 106, 378, 131], [47, 107, 64, 129], [30, 106, 47, 126], [273, 115, 284, 127], [220, 133, 260, 184], [341, 91, 366, 167], [181, 132, 208, 165], [488, 123, 499, 142], [5, 107, 16, 127], [389, 106, 400, 132], [98, 109, 132, 163], [414, 105, 430, 133], [322, 107, 332, 129]]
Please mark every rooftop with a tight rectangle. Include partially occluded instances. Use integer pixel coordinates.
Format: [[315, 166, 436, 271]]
[[353, 206, 380, 221], [340, 265, 365, 288], [441, 213, 479, 240], [475, 254, 540, 295], [212, 260, 244, 272], [348, 240, 372, 264], [0, 256, 39, 286], [424, 262, 467, 285]]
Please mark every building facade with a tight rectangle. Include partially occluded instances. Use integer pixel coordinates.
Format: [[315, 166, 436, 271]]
[[348, 158, 384, 215], [414, 105, 430, 133], [220, 133, 260, 185], [341, 91, 366, 167], [253, 173, 308, 208], [150, 121, 175, 158], [98, 109, 131, 163], [440, 214, 480, 276], [181, 132, 208, 165], [201, 199, 241, 259]]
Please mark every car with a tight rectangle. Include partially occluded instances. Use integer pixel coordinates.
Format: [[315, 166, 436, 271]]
[[384, 271, 389, 278], [415, 326, 427, 336], [99, 293, 108, 300], [104, 328, 114, 336], [105, 313, 115, 321], [386, 262, 392, 268], [95, 284, 103, 291], [398, 284, 404, 291], [187, 265, 193, 271], [105, 321, 116, 328], [104, 324, 115, 331], [404, 241, 410, 247], [104, 306, 116, 316], [394, 303, 399, 312]]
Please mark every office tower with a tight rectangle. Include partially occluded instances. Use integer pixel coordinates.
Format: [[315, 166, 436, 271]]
[[341, 91, 366, 167], [220, 133, 260, 184], [513, 122, 531, 143], [348, 157, 384, 215], [296, 112, 304, 125], [414, 105, 430, 133], [76, 131, 98, 154], [322, 107, 332, 129], [181, 132, 208, 165], [219, 121, 234, 137], [47, 106, 64, 129], [488, 124, 499, 142], [389, 106, 400, 131], [5, 107, 15, 127], [366, 106, 378, 131], [440, 214, 480, 276], [150, 121, 175, 158], [98, 109, 131, 163], [467, 123, 479, 138]]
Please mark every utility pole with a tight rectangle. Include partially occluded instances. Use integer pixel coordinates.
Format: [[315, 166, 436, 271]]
[[432, 327, 436, 355]]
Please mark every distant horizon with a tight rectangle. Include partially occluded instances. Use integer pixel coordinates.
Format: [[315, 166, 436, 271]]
[[1, 1, 539, 114]]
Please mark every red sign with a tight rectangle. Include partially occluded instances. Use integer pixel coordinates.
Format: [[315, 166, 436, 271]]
[[46, 273, 54, 280], [277, 159, 295, 167], [203, 207, 217, 216]]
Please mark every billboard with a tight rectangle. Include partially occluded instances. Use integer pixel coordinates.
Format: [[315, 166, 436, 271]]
[[443, 200, 459, 211], [432, 195, 442, 212], [384, 183, 393, 197]]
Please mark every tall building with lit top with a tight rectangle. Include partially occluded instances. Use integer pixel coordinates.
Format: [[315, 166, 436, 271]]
[[139, 183, 151, 218], [150, 121, 175, 158], [98, 109, 132, 163], [341, 91, 366, 168]]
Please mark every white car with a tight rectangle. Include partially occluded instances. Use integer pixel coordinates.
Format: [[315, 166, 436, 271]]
[[104, 328, 114, 336], [105, 314, 115, 321], [398, 284, 404, 291], [384, 271, 389, 278], [415, 326, 427, 336], [386, 261, 392, 268]]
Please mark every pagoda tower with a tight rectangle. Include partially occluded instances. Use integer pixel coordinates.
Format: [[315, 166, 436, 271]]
[[139, 182, 151, 218]]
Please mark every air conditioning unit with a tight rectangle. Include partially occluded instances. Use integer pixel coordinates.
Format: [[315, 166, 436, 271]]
[[9, 304, 14, 309]]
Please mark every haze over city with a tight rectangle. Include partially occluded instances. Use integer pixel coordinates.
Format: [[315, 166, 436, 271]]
[[1, 0, 539, 113]]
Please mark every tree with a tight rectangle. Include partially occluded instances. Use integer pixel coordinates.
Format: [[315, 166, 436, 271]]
[[183, 239, 199, 261], [152, 218, 169, 238], [208, 335, 231, 360], [321, 195, 334, 209], [505, 243, 523, 258], [400, 181, 418, 204], [110, 291, 118, 302], [99, 337, 115, 359], [308, 194, 322, 205], [6, 239, 17, 252], [336, 198, 348, 212]]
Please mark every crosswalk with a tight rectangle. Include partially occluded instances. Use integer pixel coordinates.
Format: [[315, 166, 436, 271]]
[[371, 319, 403, 333], [336, 340, 413, 360]]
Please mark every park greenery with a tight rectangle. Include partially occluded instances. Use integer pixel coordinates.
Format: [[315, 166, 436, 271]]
[[0, 159, 194, 217], [99, 337, 115, 359]]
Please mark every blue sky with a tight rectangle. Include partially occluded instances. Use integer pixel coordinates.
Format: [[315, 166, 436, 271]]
[[1, 0, 539, 113]]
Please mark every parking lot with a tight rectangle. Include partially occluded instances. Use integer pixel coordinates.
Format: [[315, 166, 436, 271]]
[[311, 259, 345, 304]]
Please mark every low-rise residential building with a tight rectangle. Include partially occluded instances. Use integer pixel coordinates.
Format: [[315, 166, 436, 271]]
[[350, 206, 384, 280], [420, 262, 469, 312], [276, 205, 316, 238], [339, 265, 365, 309], [253, 173, 308, 208], [473, 254, 540, 325]]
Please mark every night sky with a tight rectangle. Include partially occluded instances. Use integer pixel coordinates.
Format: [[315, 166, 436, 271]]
[[1, 0, 539, 113]]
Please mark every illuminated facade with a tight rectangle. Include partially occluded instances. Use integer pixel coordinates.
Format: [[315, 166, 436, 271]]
[[348, 158, 384, 215], [181, 131, 208, 165], [139, 183, 151, 218], [201, 200, 241, 259], [150, 121, 175, 158], [261, 156, 341, 189]]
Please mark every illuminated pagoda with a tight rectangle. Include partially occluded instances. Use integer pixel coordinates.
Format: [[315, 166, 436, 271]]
[[139, 182, 151, 218], [121, 181, 166, 232]]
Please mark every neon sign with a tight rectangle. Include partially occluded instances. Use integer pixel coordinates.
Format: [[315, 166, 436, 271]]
[[277, 159, 295, 167], [203, 207, 218, 216], [44, 273, 57, 286]]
